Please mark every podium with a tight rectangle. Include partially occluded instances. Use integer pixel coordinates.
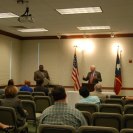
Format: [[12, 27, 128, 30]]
[[82, 83, 95, 92]]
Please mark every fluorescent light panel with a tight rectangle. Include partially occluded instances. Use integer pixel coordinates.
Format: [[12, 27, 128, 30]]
[[18, 28, 48, 32], [56, 7, 102, 14], [77, 26, 111, 30], [0, 12, 19, 18]]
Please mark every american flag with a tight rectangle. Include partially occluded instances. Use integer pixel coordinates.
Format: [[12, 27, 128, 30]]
[[71, 50, 80, 91], [114, 50, 122, 95]]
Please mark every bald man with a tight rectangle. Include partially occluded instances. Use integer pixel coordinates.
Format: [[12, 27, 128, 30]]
[[83, 65, 102, 91]]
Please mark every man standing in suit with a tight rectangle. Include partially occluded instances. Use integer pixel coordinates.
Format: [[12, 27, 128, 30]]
[[83, 65, 102, 91], [34, 65, 50, 86]]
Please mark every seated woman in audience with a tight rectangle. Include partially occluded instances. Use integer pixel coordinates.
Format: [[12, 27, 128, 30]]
[[1, 86, 27, 127], [7, 79, 14, 86], [34, 79, 49, 95], [79, 86, 100, 104], [20, 80, 33, 92]]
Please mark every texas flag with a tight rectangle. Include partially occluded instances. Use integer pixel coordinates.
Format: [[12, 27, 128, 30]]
[[114, 51, 122, 95]]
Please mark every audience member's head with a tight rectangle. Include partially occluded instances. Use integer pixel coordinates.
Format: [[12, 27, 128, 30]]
[[79, 86, 90, 98], [7, 79, 14, 86], [36, 79, 44, 86], [24, 80, 31, 86], [5, 85, 18, 98], [52, 85, 66, 101], [94, 83, 102, 92]]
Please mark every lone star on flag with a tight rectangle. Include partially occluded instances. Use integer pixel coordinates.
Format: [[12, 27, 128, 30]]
[[116, 64, 120, 70]]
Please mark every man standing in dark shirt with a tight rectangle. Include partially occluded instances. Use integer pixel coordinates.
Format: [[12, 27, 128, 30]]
[[34, 65, 50, 86]]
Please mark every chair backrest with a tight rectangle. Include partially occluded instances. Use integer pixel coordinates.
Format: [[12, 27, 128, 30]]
[[92, 112, 122, 131], [120, 128, 133, 133], [0, 106, 28, 133], [125, 100, 133, 105], [78, 126, 119, 133], [105, 99, 124, 106], [99, 104, 123, 114], [38, 124, 76, 133], [32, 92, 45, 97], [110, 95, 125, 99], [75, 103, 98, 114], [17, 95, 34, 100], [34, 96, 52, 113], [81, 111, 92, 125], [123, 114, 133, 129], [0, 106, 17, 126], [18, 91, 31, 95], [21, 100, 36, 122], [124, 105, 133, 114]]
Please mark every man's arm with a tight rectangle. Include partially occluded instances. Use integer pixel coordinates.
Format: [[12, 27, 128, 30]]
[[83, 73, 89, 81], [46, 71, 50, 80]]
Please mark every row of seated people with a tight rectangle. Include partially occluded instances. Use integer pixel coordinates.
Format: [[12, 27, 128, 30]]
[[0, 84, 133, 132], [0, 79, 49, 96]]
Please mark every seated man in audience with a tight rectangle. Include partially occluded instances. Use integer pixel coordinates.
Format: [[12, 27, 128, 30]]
[[90, 83, 107, 102], [79, 86, 100, 105], [39, 85, 87, 128], [20, 80, 33, 92], [34, 79, 49, 95]]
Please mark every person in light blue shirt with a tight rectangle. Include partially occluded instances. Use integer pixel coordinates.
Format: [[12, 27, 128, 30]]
[[79, 86, 100, 104]]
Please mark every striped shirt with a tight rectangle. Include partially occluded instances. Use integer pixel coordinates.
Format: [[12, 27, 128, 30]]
[[39, 102, 87, 128]]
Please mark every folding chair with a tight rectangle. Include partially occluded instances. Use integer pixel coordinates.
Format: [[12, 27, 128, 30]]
[[78, 126, 119, 133], [120, 128, 133, 133], [38, 124, 76, 133], [123, 114, 133, 129], [81, 111, 92, 125], [124, 105, 133, 114], [18, 91, 31, 95], [21, 100, 37, 132], [0, 106, 28, 133], [92, 112, 123, 131], [105, 99, 124, 106], [99, 104, 123, 114], [32, 92, 45, 97], [75, 103, 98, 114]]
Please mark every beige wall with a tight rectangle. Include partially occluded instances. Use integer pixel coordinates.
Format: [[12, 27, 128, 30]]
[[0, 34, 133, 96], [20, 38, 133, 89], [0, 35, 21, 85]]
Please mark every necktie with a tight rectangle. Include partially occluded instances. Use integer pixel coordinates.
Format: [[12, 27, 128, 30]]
[[90, 73, 94, 84]]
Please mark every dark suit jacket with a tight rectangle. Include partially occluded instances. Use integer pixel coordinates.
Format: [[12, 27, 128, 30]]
[[83, 71, 102, 85], [34, 70, 50, 82]]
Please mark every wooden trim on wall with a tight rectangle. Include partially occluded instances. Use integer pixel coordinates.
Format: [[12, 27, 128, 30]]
[[0, 85, 133, 90], [0, 30, 23, 40], [1, 29, 133, 40]]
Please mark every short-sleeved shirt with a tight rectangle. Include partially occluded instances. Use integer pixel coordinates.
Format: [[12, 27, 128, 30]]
[[39, 102, 87, 128], [79, 96, 100, 104]]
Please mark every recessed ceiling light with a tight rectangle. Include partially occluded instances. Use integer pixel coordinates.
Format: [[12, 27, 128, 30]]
[[0, 13, 19, 18], [77, 26, 111, 30], [56, 7, 102, 14], [18, 28, 48, 32]]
